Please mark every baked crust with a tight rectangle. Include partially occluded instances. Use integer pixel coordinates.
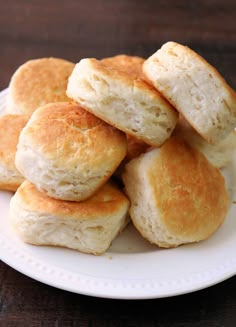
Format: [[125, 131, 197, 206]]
[[174, 115, 236, 168], [0, 114, 29, 191], [7, 57, 75, 115], [15, 102, 127, 201], [67, 58, 178, 147], [101, 54, 145, 78], [143, 42, 236, 143], [9, 180, 130, 255], [122, 136, 230, 247]]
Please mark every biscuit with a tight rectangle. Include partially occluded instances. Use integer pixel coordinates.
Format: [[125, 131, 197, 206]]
[[0, 114, 29, 191], [9, 180, 130, 255], [66, 58, 178, 147], [174, 115, 236, 168], [143, 41, 236, 144], [122, 136, 230, 248], [6, 57, 75, 115], [113, 134, 150, 181], [0, 89, 8, 116], [101, 54, 145, 78], [125, 134, 150, 162], [15, 102, 127, 201]]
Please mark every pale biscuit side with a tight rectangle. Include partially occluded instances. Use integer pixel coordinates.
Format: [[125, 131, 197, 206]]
[[143, 42, 236, 144], [10, 181, 130, 255], [174, 116, 236, 168], [67, 58, 178, 147]]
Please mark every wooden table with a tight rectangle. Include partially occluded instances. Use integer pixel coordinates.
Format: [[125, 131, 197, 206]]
[[1, 1, 236, 325]]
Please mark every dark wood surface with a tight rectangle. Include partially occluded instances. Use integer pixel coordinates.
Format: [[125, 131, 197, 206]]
[[1, 1, 236, 326]]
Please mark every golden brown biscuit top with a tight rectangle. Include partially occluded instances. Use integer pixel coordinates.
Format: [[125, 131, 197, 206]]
[[101, 54, 145, 78], [0, 114, 29, 169], [147, 136, 229, 239], [20, 102, 127, 169], [16, 180, 130, 219], [8, 57, 75, 115]]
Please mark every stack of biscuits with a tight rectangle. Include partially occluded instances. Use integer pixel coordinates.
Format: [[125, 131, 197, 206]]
[[1, 42, 236, 254]]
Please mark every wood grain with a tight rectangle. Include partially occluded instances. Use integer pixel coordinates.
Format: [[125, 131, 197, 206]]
[[1, 0, 236, 89], [1, 1, 236, 326], [1, 262, 236, 326]]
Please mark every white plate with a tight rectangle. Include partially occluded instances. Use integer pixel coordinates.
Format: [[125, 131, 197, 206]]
[[0, 88, 236, 299]]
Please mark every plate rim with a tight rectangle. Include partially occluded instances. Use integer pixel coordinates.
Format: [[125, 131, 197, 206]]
[[1, 227, 236, 300]]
